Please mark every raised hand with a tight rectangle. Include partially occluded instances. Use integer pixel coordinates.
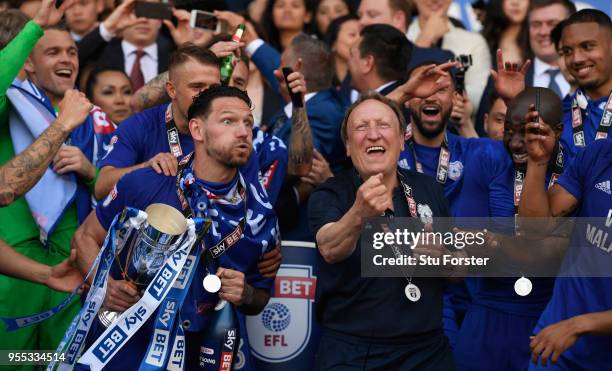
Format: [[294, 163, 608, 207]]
[[163, 9, 195, 46], [57, 89, 93, 131], [491, 49, 531, 101], [208, 40, 244, 59], [274, 58, 306, 103], [450, 91, 477, 137], [33, 0, 75, 29], [214, 11, 258, 44], [354, 173, 392, 218], [524, 104, 556, 165], [389, 61, 457, 104], [102, 0, 146, 35]]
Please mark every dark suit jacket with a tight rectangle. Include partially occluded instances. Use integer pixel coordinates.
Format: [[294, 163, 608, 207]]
[[525, 62, 535, 88], [77, 27, 175, 77], [269, 89, 346, 240]]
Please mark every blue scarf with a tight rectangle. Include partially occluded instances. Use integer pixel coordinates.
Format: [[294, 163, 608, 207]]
[[7, 79, 114, 238], [177, 158, 279, 331]]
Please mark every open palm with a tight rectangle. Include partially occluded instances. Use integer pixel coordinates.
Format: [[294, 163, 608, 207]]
[[33, 0, 75, 28], [491, 49, 531, 101]]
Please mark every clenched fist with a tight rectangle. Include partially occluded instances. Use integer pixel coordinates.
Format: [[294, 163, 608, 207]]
[[57, 89, 93, 131], [354, 173, 392, 218], [217, 267, 253, 306]]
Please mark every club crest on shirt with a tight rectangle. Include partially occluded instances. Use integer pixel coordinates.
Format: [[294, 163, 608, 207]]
[[417, 203, 433, 225], [448, 161, 463, 181]]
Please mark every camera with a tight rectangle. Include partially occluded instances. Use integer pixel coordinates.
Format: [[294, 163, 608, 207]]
[[454, 54, 473, 94]]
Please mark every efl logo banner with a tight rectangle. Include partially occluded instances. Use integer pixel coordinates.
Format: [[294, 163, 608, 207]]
[[246, 265, 316, 363]]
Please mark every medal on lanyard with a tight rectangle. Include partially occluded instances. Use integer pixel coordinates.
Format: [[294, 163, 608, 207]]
[[203, 274, 222, 293], [405, 282, 422, 302], [514, 276, 532, 296], [381, 171, 424, 302], [175, 153, 248, 293]]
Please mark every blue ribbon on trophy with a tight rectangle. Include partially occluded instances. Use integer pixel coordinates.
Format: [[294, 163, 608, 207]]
[[138, 221, 206, 371], [74, 204, 199, 370], [165, 315, 186, 371], [40, 204, 200, 371], [43, 207, 145, 371], [0, 206, 136, 332]]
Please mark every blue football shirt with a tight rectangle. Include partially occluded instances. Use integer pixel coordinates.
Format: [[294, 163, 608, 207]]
[[456, 140, 557, 317], [398, 132, 498, 216], [560, 89, 610, 162], [99, 104, 287, 203], [95, 155, 278, 370], [530, 139, 612, 370]]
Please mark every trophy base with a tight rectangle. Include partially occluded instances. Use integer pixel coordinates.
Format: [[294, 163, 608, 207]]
[[98, 310, 122, 328]]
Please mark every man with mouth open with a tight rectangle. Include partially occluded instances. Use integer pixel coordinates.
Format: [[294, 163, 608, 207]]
[[551, 9, 612, 160], [397, 62, 503, 216], [453, 87, 568, 371], [308, 91, 459, 370], [73, 86, 279, 370]]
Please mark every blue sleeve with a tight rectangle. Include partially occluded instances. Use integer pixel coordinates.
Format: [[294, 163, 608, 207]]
[[305, 100, 344, 161], [95, 174, 135, 230], [250, 42, 281, 93], [483, 141, 515, 218], [256, 133, 288, 205], [245, 218, 280, 291], [556, 145, 589, 201], [98, 112, 146, 168]]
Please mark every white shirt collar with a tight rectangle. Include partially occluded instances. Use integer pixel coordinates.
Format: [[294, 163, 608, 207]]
[[534, 57, 557, 77], [70, 31, 82, 42], [375, 80, 398, 93], [283, 92, 317, 118], [121, 40, 159, 61]]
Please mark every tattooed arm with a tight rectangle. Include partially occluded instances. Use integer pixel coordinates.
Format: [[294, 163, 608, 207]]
[[0, 90, 92, 206], [287, 106, 314, 177], [283, 69, 313, 177], [130, 71, 170, 112]]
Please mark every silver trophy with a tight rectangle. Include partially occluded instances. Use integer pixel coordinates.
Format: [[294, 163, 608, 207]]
[[98, 203, 189, 327]]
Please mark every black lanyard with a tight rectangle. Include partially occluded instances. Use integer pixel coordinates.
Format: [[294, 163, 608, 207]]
[[165, 104, 184, 158], [175, 153, 247, 264], [405, 124, 451, 184], [571, 90, 612, 147]]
